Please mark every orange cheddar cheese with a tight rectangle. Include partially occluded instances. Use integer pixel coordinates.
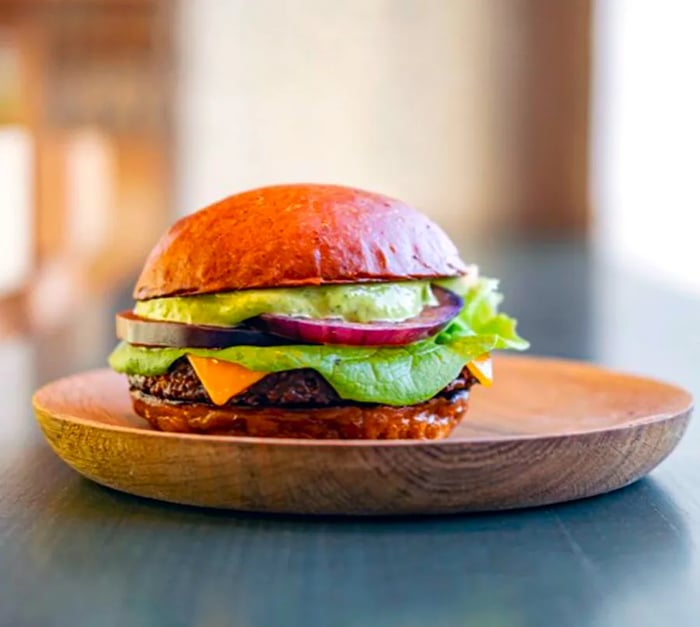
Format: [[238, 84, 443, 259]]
[[467, 353, 493, 387], [187, 355, 268, 405]]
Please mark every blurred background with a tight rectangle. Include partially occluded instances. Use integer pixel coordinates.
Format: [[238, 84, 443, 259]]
[[0, 0, 698, 382]]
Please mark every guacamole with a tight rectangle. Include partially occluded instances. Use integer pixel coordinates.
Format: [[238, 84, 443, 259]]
[[134, 281, 438, 326]]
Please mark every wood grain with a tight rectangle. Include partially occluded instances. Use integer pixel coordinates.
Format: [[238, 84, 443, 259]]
[[32, 355, 693, 515]]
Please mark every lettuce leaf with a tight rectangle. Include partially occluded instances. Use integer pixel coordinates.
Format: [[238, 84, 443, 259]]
[[110, 335, 497, 406], [438, 278, 529, 350], [109, 277, 528, 405]]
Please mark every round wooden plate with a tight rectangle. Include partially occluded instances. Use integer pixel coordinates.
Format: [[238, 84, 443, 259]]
[[32, 356, 692, 515]]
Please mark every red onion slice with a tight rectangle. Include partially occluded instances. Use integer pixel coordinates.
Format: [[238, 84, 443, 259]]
[[116, 311, 295, 348], [258, 286, 463, 346]]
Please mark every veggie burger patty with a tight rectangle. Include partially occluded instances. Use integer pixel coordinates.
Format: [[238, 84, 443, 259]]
[[129, 360, 478, 408]]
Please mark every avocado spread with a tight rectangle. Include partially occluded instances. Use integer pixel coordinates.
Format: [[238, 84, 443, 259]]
[[134, 281, 439, 326]]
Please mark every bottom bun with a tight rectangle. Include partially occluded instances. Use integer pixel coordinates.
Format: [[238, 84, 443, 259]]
[[131, 390, 469, 440]]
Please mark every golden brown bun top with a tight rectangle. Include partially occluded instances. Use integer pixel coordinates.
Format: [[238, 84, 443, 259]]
[[134, 183, 469, 299]]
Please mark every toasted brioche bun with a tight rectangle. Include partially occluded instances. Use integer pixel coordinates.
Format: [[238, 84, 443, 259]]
[[131, 390, 469, 439], [134, 183, 468, 300]]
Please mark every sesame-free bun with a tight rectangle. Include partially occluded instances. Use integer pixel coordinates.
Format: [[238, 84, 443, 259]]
[[134, 183, 468, 300], [131, 390, 469, 439]]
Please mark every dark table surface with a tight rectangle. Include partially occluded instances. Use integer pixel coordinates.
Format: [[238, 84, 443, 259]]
[[1, 242, 698, 627]]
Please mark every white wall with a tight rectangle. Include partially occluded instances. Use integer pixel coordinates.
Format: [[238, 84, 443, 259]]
[[593, 0, 700, 293], [174, 0, 513, 234]]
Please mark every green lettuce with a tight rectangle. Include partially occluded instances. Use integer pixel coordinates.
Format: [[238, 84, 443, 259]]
[[109, 278, 528, 405], [110, 335, 496, 406], [438, 277, 529, 350]]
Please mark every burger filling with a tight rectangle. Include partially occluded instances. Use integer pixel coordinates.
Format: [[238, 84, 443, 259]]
[[109, 275, 527, 408], [128, 359, 478, 408], [134, 281, 439, 325]]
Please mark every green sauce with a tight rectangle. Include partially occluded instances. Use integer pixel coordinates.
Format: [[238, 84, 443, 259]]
[[135, 282, 438, 326]]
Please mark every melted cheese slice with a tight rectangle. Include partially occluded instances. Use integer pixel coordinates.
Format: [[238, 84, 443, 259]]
[[467, 353, 493, 387], [187, 355, 268, 405]]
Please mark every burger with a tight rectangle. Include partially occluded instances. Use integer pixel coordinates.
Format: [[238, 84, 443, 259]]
[[108, 184, 528, 439]]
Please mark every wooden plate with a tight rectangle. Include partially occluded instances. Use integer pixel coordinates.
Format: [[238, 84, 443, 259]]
[[32, 356, 693, 515]]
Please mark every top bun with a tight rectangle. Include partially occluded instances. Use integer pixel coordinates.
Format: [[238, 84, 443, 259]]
[[134, 184, 469, 300]]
